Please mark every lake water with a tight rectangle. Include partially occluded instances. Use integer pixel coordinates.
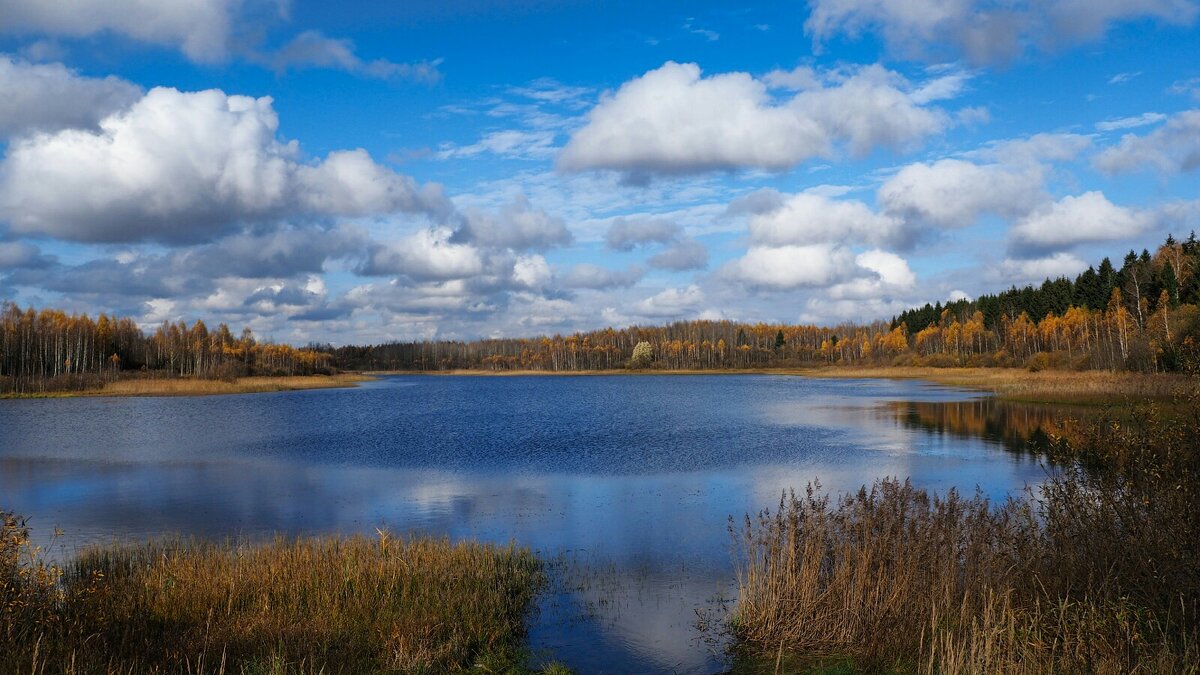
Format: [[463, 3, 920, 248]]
[[0, 375, 1052, 673]]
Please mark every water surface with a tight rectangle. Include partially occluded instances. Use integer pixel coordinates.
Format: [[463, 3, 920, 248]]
[[0, 375, 1052, 673]]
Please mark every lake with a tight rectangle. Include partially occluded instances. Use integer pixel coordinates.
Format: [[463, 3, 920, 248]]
[[0, 374, 1052, 673]]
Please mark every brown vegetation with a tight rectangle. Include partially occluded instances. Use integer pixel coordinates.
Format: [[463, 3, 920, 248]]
[[791, 366, 1196, 403], [2, 524, 548, 674], [732, 397, 1200, 673], [0, 373, 371, 399]]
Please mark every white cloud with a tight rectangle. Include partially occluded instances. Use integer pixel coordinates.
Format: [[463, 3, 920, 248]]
[[635, 284, 704, 317], [747, 191, 905, 247], [805, 0, 1199, 65], [992, 253, 1090, 284], [977, 133, 1093, 164], [559, 61, 952, 176], [439, 130, 558, 160], [856, 249, 916, 288], [824, 250, 916, 300], [1093, 109, 1200, 174], [0, 87, 450, 243], [1095, 112, 1166, 131], [512, 254, 552, 289], [456, 196, 572, 251], [878, 158, 1045, 228], [263, 31, 443, 82], [648, 238, 709, 271], [0, 0, 246, 63], [0, 55, 142, 138], [1108, 71, 1142, 84], [606, 217, 680, 250], [1010, 191, 1148, 250], [361, 228, 484, 281], [723, 244, 856, 289], [563, 264, 644, 289]]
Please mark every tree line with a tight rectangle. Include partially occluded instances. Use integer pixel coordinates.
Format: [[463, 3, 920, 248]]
[[6, 234, 1199, 389], [330, 234, 1200, 374], [0, 304, 332, 393]]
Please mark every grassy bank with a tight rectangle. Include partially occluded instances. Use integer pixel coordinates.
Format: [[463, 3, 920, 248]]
[[788, 366, 1196, 404], [384, 366, 1193, 404], [1, 524, 557, 674], [731, 397, 1200, 674], [1, 373, 372, 399]]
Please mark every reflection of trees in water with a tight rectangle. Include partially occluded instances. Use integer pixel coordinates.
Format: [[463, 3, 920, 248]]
[[886, 398, 1091, 459]]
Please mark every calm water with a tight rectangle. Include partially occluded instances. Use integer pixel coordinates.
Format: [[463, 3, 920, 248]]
[[0, 375, 1051, 673]]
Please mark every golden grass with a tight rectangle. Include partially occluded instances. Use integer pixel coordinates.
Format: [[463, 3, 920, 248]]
[[783, 366, 1197, 404], [85, 373, 373, 398], [2, 521, 550, 674], [731, 398, 1200, 674], [386, 366, 1195, 404]]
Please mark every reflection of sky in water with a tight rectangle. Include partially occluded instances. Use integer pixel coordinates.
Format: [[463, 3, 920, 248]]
[[0, 375, 1047, 674]]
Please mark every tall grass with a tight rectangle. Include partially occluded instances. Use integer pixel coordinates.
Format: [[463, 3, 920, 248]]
[[732, 395, 1200, 673], [2, 524, 547, 674]]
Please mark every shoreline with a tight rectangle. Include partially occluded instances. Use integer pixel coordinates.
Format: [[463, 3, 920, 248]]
[[368, 366, 1195, 405], [0, 373, 374, 399]]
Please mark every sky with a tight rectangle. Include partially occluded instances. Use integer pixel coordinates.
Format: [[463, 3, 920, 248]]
[[0, 0, 1198, 345]]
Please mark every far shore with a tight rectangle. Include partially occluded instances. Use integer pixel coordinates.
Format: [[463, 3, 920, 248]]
[[368, 366, 1195, 405], [1, 373, 374, 399]]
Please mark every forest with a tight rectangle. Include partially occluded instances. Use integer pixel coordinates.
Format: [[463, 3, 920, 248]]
[[3, 234, 1199, 393], [0, 305, 332, 394], [332, 234, 1200, 374]]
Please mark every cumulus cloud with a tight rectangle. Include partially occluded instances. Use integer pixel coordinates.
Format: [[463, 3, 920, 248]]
[[723, 244, 857, 290], [805, 0, 1199, 65], [361, 228, 484, 281], [823, 250, 917, 301], [559, 61, 954, 176], [605, 217, 681, 250], [0, 87, 450, 243], [991, 252, 1090, 284], [1093, 109, 1200, 174], [746, 191, 905, 248], [977, 133, 1093, 164], [455, 196, 572, 251], [261, 31, 443, 83], [878, 158, 1045, 229], [0, 55, 142, 138], [0, 0, 248, 63], [563, 263, 644, 289], [1009, 191, 1148, 252], [648, 239, 709, 271], [635, 284, 704, 318], [856, 249, 916, 288], [511, 254, 552, 289], [4, 225, 364, 306]]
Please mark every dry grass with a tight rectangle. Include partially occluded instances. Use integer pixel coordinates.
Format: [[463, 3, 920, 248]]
[[88, 374, 372, 397], [388, 366, 1195, 405], [731, 396, 1200, 674], [2, 523, 550, 674], [788, 366, 1196, 404]]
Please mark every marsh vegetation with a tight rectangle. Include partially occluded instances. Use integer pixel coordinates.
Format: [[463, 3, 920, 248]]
[[732, 396, 1200, 673], [2, 527, 550, 674]]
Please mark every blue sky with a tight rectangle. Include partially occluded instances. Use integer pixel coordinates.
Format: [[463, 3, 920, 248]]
[[0, 0, 1197, 344]]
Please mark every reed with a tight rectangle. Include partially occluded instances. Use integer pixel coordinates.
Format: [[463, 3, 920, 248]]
[[2, 525, 548, 674], [731, 396, 1200, 673]]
